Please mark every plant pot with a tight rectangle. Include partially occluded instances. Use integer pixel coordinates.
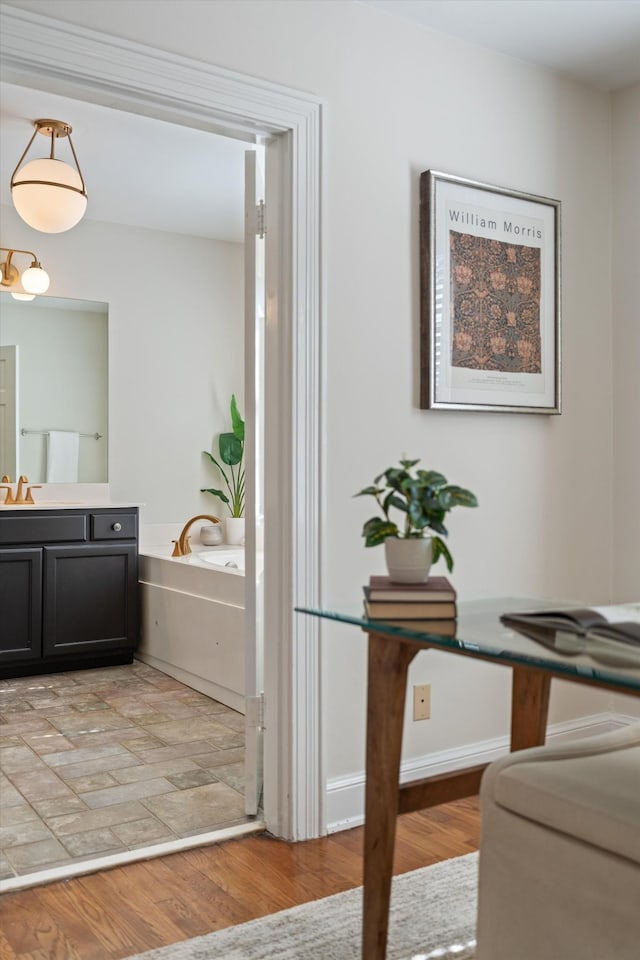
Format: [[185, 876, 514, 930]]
[[384, 536, 433, 583], [225, 517, 245, 545]]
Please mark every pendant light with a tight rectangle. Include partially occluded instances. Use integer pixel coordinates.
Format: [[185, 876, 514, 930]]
[[11, 119, 88, 233]]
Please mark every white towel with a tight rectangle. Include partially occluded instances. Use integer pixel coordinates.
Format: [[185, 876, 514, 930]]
[[46, 431, 80, 482]]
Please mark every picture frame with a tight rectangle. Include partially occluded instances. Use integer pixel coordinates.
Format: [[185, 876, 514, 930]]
[[420, 170, 561, 414]]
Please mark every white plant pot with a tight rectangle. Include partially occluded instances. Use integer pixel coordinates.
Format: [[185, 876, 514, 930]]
[[225, 517, 245, 545], [384, 536, 433, 583]]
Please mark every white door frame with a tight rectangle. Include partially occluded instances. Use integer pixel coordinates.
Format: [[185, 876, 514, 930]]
[[0, 5, 324, 841], [0, 345, 19, 480]]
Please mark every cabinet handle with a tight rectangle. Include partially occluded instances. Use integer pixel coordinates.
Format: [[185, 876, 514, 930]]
[[112, 522, 122, 532]]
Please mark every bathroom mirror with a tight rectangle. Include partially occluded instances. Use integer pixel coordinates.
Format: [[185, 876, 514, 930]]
[[0, 292, 108, 483]]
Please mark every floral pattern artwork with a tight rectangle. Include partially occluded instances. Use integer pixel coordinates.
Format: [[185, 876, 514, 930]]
[[450, 231, 542, 373]]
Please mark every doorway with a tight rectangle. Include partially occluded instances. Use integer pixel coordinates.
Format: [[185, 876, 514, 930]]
[[0, 3, 323, 846], [0, 107, 268, 889]]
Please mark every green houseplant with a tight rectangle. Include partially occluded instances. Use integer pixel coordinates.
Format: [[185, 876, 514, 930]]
[[354, 457, 478, 578], [201, 394, 245, 519]]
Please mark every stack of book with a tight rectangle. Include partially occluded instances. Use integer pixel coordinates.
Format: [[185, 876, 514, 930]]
[[363, 575, 457, 634]]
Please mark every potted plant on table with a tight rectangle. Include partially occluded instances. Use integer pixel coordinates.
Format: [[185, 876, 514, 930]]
[[354, 457, 478, 582], [201, 394, 246, 545]]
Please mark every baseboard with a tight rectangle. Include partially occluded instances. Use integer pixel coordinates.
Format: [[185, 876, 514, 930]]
[[325, 712, 632, 833]]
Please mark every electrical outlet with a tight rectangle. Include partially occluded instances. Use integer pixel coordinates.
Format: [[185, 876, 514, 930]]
[[413, 683, 431, 721]]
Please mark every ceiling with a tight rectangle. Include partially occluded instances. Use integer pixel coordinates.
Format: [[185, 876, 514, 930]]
[[2, 2, 639, 243], [0, 82, 249, 243], [361, 0, 640, 91]]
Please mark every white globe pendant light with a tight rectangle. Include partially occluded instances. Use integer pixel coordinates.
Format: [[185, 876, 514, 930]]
[[11, 119, 88, 234], [13, 158, 87, 233]]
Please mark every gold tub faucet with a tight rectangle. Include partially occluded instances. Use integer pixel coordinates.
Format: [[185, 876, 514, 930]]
[[172, 514, 222, 557]]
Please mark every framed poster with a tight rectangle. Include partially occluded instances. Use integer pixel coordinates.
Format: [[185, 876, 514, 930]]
[[420, 170, 561, 413]]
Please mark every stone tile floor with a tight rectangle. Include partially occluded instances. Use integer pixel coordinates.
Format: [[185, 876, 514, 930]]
[[0, 660, 249, 880]]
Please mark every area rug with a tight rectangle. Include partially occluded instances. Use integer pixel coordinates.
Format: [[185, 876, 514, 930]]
[[125, 851, 478, 960]]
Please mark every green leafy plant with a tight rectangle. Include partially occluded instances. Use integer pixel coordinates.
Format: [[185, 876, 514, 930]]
[[201, 394, 245, 518], [354, 457, 478, 572]]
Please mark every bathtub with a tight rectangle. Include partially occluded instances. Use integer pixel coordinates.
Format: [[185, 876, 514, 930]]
[[194, 549, 247, 572], [137, 546, 262, 713]]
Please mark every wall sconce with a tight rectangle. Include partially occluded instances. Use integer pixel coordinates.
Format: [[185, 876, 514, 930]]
[[0, 247, 50, 301], [11, 119, 88, 233]]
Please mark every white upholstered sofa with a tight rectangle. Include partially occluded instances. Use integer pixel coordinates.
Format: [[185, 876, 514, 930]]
[[475, 721, 640, 960]]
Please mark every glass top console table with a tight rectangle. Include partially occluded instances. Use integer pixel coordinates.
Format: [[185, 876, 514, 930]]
[[296, 598, 640, 960]]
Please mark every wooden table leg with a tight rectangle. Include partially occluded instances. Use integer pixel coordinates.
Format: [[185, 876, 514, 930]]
[[510, 667, 551, 751], [362, 632, 420, 960]]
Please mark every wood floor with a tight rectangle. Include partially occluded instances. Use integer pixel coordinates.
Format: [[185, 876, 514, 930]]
[[0, 797, 481, 960]]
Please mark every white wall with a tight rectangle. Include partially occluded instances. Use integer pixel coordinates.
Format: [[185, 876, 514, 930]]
[[1, 204, 244, 524], [4, 0, 636, 823], [612, 82, 640, 601]]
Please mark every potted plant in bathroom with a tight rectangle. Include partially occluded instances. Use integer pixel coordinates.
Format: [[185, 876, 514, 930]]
[[201, 394, 246, 545], [354, 457, 478, 582]]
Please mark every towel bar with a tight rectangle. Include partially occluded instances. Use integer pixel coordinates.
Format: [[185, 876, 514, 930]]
[[21, 428, 102, 440]]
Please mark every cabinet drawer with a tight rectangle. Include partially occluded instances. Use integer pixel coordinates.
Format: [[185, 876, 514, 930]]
[[91, 513, 137, 540], [0, 515, 87, 545]]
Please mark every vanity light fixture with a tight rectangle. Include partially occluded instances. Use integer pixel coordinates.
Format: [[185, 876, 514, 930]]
[[0, 247, 50, 300], [11, 119, 88, 233]]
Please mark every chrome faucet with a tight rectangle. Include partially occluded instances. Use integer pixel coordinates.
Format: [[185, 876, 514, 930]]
[[172, 514, 222, 557]]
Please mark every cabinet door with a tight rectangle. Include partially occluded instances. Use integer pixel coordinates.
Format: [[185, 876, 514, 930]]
[[0, 548, 42, 661], [43, 543, 138, 656]]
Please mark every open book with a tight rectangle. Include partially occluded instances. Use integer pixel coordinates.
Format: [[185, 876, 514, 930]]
[[501, 604, 640, 659]]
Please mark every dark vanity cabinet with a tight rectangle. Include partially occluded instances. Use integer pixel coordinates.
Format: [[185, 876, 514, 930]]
[[0, 507, 139, 678]]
